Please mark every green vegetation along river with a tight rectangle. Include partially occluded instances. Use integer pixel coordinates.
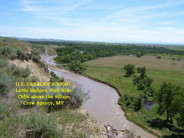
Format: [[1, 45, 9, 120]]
[[43, 55, 156, 138]]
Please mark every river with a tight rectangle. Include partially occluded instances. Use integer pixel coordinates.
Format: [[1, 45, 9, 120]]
[[43, 55, 156, 138]]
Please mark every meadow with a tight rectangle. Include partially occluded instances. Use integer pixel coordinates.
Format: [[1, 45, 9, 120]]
[[84, 55, 184, 137], [84, 55, 184, 95]]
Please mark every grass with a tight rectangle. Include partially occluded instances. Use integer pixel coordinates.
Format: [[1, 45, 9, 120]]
[[84, 55, 184, 137], [0, 37, 30, 52], [85, 55, 184, 71]]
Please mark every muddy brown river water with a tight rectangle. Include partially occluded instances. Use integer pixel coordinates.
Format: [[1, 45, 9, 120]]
[[43, 55, 156, 138]]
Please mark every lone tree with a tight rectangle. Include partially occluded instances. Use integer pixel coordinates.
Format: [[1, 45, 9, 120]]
[[155, 82, 181, 122], [123, 64, 135, 77]]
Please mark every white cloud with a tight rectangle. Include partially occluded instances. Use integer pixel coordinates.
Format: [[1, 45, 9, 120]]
[[19, 0, 92, 15]]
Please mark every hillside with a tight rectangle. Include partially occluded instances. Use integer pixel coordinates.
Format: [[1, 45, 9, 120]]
[[0, 37, 111, 138]]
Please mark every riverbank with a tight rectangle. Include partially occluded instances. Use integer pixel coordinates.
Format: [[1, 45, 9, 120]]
[[83, 74, 160, 137], [43, 55, 156, 138]]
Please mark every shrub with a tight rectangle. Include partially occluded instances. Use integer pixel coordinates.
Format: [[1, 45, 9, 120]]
[[50, 71, 64, 82], [12, 66, 31, 77], [0, 71, 13, 95], [47, 87, 88, 112], [137, 80, 145, 90], [26, 113, 64, 138], [0, 59, 9, 68], [143, 87, 155, 97], [136, 52, 143, 58], [32, 55, 41, 63], [0, 46, 17, 59], [0, 104, 9, 120], [134, 97, 142, 111], [118, 94, 142, 111], [66, 87, 88, 108], [156, 56, 161, 59], [21, 66, 31, 77], [25, 76, 38, 82], [16, 49, 27, 61]]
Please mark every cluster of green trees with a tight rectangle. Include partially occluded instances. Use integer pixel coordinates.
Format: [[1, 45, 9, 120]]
[[122, 64, 184, 127], [118, 94, 142, 112], [121, 65, 154, 112], [155, 82, 184, 126], [54, 47, 88, 74], [133, 67, 154, 96], [123, 64, 154, 96]]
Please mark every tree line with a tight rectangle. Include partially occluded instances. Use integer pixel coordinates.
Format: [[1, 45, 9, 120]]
[[48, 43, 184, 73]]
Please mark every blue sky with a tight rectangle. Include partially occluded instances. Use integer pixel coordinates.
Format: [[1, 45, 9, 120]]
[[0, 0, 184, 44]]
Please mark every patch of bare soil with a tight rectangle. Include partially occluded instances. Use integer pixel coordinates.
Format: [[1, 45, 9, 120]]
[[9, 59, 50, 82]]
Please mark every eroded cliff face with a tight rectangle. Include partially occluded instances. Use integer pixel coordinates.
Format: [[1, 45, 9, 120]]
[[8, 59, 50, 82]]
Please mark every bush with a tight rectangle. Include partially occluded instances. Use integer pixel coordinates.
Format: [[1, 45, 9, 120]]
[[66, 87, 88, 108], [12, 66, 31, 77], [118, 94, 142, 111], [0, 59, 9, 68], [50, 71, 64, 82], [0, 71, 13, 95], [32, 55, 41, 63], [26, 113, 64, 138], [16, 49, 27, 61], [22, 66, 31, 77], [137, 80, 145, 90], [134, 97, 142, 111], [25, 76, 38, 82], [156, 56, 161, 59], [47, 87, 88, 112], [0, 46, 17, 59], [133, 76, 140, 85], [136, 52, 143, 58], [143, 87, 155, 97], [0, 104, 9, 120]]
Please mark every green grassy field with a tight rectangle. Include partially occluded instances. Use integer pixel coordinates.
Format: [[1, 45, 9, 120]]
[[84, 55, 184, 137], [84, 55, 184, 95]]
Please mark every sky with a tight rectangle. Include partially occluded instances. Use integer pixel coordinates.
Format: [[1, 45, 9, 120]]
[[0, 0, 184, 44]]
